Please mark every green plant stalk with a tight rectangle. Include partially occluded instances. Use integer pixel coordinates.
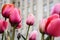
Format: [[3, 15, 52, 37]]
[[51, 36, 54, 40], [41, 33, 44, 40], [2, 32, 4, 40], [26, 25, 30, 40], [11, 27, 15, 40], [18, 39, 19, 40], [21, 34, 26, 40], [48, 36, 54, 40]]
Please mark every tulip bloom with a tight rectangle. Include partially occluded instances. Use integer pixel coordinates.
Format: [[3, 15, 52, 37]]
[[0, 20, 8, 33], [39, 18, 47, 33], [51, 3, 60, 16], [45, 14, 59, 31], [29, 30, 37, 40], [39, 14, 60, 37], [45, 14, 60, 36], [47, 18, 60, 37], [2, 4, 14, 18], [39, 14, 59, 33], [9, 8, 21, 26], [26, 14, 35, 26]]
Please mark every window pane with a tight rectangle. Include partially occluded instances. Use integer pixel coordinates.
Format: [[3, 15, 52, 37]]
[[49, 1, 54, 12], [43, 4, 47, 18], [27, 7, 30, 13]]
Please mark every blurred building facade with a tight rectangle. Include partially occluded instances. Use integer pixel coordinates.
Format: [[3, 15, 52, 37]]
[[0, 0, 60, 40]]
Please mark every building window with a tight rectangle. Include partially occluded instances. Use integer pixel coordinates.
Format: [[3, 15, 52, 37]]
[[43, 0, 47, 4], [22, 0, 24, 8], [49, 1, 54, 12], [27, 0, 30, 4], [43, 4, 47, 18], [33, 0, 37, 15], [49, 0, 53, 3], [18, 2, 20, 8], [27, 7, 30, 14]]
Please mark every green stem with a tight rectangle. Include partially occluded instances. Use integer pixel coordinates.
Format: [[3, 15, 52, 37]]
[[21, 34, 26, 40], [18, 39, 19, 40], [11, 27, 15, 40], [48, 36, 54, 40], [2, 33, 4, 40], [41, 33, 44, 40], [26, 25, 30, 40], [51, 36, 54, 40]]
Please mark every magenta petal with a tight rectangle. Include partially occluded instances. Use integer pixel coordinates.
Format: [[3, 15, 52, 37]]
[[9, 8, 21, 26], [26, 14, 35, 26], [0, 20, 8, 33], [29, 30, 38, 40], [39, 18, 47, 33], [47, 18, 60, 37], [51, 3, 60, 16]]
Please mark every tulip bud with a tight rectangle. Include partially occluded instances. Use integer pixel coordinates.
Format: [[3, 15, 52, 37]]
[[2, 4, 14, 18], [39, 18, 47, 33], [0, 20, 8, 33], [51, 3, 60, 16], [46, 18, 60, 37], [9, 8, 21, 26], [45, 14, 59, 32], [26, 14, 35, 26], [29, 30, 38, 40]]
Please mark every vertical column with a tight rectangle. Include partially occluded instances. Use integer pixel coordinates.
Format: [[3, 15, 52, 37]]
[[47, 0, 50, 17]]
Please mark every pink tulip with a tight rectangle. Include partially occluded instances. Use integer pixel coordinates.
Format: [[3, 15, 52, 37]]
[[9, 8, 21, 26], [39, 14, 59, 34], [51, 3, 60, 16], [26, 14, 35, 26], [2, 4, 14, 18], [39, 18, 47, 33], [47, 18, 60, 37], [0, 20, 8, 33], [44, 14, 60, 37], [29, 30, 37, 40], [45, 14, 59, 31]]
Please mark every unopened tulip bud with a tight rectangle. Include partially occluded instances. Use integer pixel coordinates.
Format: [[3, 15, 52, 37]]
[[0, 20, 8, 33], [29, 30, 38, 40], [2, 4, 14, 18], [26, 14, 35, 26], [9, 8, 21, 26], [51, 3, 60, 17]]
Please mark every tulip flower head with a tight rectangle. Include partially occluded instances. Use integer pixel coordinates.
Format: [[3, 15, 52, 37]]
[[44, 14, 60, 37], [39, 14, 59, 34], [46, 18, 60, 37], [2, 4, 14, 18], [9, 8, 21, 26], [45, 14, 59, 31], [29, 30, 38, 40], [0, 20, 8, 33], [39, 18, 47, 33], [51, 3, 60, 17], [26, 14, 35, 26]]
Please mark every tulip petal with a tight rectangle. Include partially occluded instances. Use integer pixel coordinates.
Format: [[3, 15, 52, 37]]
[[45, 14, 59, 32], [47, 18, 60, 37], [51, 3, 60, 16]]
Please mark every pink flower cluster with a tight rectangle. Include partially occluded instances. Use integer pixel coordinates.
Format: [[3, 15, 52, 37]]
[[39, 3, 60, 37]]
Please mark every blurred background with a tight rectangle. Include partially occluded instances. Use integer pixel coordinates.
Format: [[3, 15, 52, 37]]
[[0, 0, 60, 40]]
